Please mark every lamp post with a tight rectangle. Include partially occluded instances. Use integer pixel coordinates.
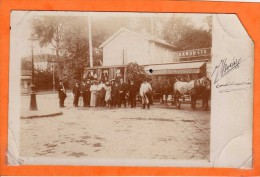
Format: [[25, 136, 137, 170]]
[[51, 59, 55, 91], [51, 49, 56, 91], [28, 33, 38, 110]]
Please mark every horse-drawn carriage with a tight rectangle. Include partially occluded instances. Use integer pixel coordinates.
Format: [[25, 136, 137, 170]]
[[126, 63, 211, 110], [151, 76, 211, 110]]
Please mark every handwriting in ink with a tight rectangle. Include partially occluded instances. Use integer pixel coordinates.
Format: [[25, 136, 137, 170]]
[[212, 57, 244, 84]]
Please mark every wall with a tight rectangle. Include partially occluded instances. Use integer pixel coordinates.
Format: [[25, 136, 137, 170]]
[[149, 42, 178, 64], [102, 31, 149, 66]]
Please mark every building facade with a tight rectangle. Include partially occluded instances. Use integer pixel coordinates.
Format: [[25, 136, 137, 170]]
[[84, 28, 211, 86], [21, 70, 31, 94], [100, 28, 178, 66]]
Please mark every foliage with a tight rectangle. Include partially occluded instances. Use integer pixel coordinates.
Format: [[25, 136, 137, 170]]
[[126, 62, 151, 88], [34, 69, 59, 91], [161, 15, 212, 50], [33, 16, 66, 78], [62, 18, 89, 81], [33, 16, 89, 81]]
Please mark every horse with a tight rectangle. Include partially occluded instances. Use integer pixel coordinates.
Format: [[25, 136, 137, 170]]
[[173, 76, 211, 110], [197, 77, 211, 110]]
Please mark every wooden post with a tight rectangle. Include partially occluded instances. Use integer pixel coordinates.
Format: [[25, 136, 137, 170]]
[[124, 66, 127, 82], [88, 14, 93, 67]]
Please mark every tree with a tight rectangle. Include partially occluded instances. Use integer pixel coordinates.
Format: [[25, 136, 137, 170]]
[[161, 15, 212, 50], [32, 16, 91, 82], [62, 18, 89, 81], [32, 16, 67, 78], [34, 69, 59, 91], [126, 62, 151, 88]]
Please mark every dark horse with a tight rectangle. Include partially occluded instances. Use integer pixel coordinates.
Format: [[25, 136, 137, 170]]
[[198, 77, 211, 110], [173, 76, 211, 110]]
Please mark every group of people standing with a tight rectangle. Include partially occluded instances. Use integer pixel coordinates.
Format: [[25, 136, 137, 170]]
[[57, 78, 153, 109]]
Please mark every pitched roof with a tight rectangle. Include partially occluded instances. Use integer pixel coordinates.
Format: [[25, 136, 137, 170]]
[[21, 54, 55, 62], [21, 70, 32, 76], [99, 28, 177, 49]]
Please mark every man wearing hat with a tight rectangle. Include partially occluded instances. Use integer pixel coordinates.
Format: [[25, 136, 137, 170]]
[[85, 79, 92, 107], [81, 79, 91, 107], [73, 82, 81, 107], [111, 80, 120, 107], [128, 80, 137, 108], [80, 81, 87, 107], [57, 80, 67, 107], [139, 78, 152, 109], [118, 78, 128, 108], [97, 80, 106, 107], [81, 81, 87, 107]]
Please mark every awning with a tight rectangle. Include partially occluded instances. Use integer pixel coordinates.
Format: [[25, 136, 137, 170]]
[[144, 62, 206, 75], [85, 64, 126, 70]]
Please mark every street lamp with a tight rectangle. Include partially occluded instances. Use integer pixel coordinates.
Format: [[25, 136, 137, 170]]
[[51, 58, 55, 91], [51, 49, 57, 91], [28, 33, 38, 110]]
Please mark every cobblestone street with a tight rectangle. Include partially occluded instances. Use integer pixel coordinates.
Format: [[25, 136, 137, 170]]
[[20, 93, 210, 160]]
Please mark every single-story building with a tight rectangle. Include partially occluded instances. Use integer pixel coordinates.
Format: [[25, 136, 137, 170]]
[[21, 70, 31, 94]]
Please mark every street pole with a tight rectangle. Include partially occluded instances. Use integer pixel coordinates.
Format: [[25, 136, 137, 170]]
[[88, 14, 93, 67], [29, 40, 38, 110], [52, 59, 55, 91], [151, 14, 154, 35]]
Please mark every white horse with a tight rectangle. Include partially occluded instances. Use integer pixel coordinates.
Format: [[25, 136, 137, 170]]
[[173, 76, 211, 110]]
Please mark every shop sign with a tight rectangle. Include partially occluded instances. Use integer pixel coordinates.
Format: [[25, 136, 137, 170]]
[[178, 48, 211, 58]]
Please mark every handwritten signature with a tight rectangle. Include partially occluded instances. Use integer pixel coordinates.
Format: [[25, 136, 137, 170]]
[[212, 57, 245, 84]]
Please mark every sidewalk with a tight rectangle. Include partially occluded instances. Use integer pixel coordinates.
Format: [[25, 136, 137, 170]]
[[20, 93, 63, 119]]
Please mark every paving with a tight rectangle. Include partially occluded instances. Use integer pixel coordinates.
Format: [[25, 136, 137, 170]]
[[20, 93, 210, 160], [20, 92, 62, 119]]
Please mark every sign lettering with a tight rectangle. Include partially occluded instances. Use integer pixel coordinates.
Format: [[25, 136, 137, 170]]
[[178, 48, 211, 58]]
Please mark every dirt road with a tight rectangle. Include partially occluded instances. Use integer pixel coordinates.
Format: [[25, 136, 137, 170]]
[[20, 94, 210, 160]]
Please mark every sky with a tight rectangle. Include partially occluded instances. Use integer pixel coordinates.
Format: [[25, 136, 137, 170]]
[[11, 11, 211, 59]]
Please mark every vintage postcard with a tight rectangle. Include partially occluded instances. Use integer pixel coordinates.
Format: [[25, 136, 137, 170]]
[[7, 11, 253, 168]]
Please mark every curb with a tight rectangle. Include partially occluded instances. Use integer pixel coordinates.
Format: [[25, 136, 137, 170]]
[[21, 111, 63, 119]]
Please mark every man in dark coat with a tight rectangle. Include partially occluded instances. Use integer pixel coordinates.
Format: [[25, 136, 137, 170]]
[[81, 81, 87, 107], [118, 78, 128, 108], [73, 82, 81, 107], [97, 80, 106, 107], [85, 79, 91, 107], [110, 79, 115, 107], [57, 80, 67, 107], [111, 81, 120, 107], [128, 80, 137, 108]]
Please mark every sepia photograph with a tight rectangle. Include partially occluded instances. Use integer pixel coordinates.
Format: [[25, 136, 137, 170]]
[[8, 11, 253, 167]]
